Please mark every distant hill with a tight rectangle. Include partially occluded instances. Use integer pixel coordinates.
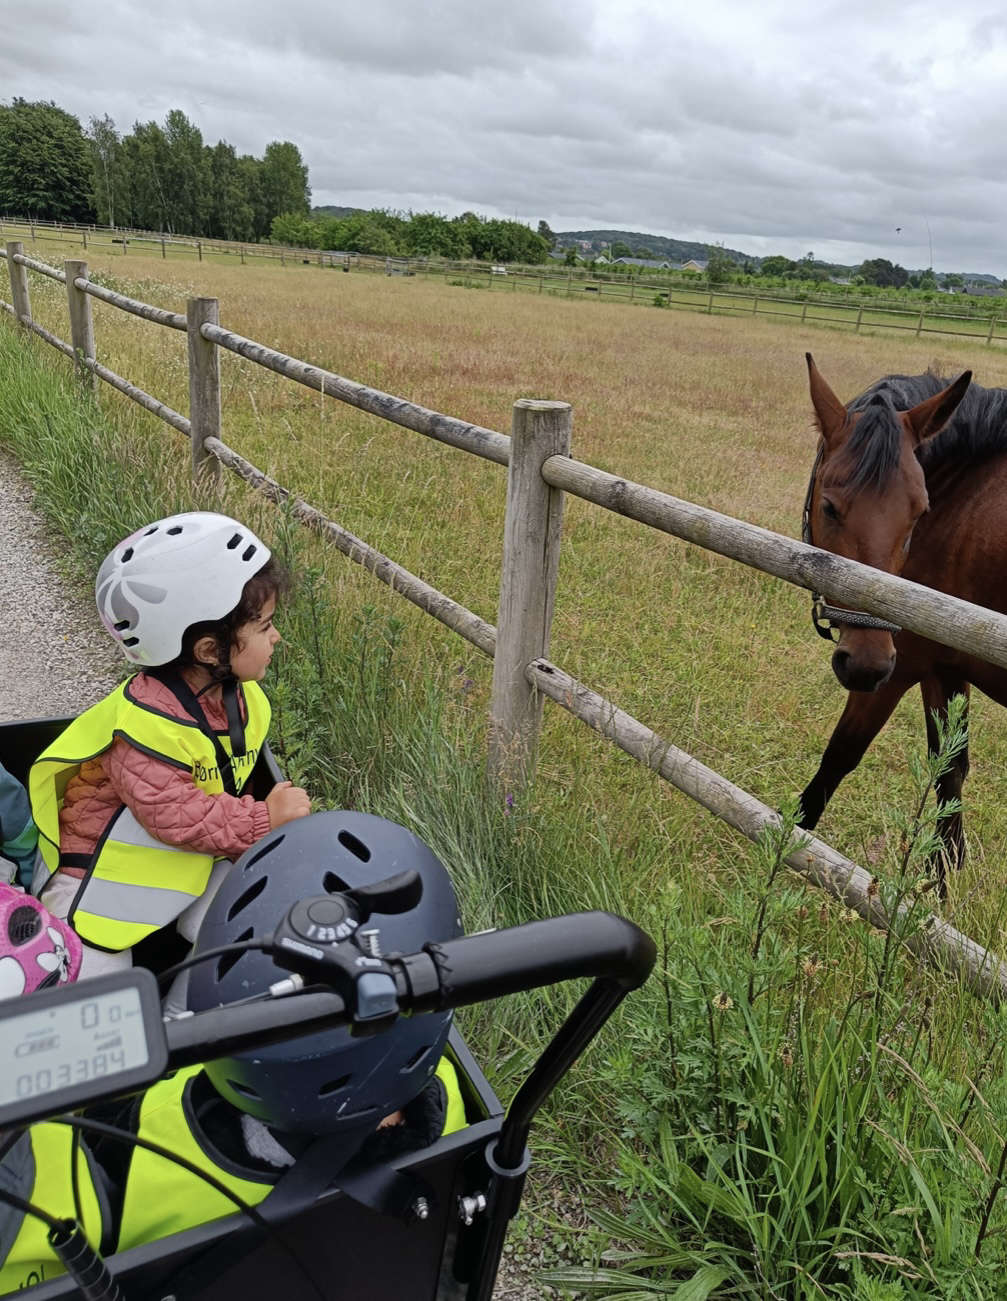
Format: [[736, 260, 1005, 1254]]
[[556, 229, 755, 265], [311, 205, 367, 219]]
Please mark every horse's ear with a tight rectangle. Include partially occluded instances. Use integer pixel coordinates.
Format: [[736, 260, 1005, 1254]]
[[806, 353, 848, 446], [904, 370, 972, 446]]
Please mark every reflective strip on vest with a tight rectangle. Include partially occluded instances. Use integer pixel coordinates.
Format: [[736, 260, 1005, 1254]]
[[0, 1126, 107, 1294], [28, 677, 270, 951]]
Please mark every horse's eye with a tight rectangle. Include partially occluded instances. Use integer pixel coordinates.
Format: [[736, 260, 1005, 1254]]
[[822, 500, 838, 521]]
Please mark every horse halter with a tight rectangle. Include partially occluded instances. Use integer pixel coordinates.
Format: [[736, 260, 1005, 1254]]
[[801, 443, 902, 642]]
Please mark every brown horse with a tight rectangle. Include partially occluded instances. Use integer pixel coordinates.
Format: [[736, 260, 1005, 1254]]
[[797, 353, 1007, 885]]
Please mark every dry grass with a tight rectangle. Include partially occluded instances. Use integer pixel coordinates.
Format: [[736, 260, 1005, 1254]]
[[8, 238, 1007, 949]]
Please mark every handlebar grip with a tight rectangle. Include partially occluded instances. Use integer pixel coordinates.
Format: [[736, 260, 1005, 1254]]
[[397, 911, 656, 1012]]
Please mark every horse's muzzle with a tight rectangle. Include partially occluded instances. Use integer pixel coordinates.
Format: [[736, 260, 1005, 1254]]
[[831, 644, 896, 692]]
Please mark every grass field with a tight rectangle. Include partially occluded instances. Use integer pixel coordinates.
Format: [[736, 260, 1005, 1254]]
[[5, 243, 1007, 1294]]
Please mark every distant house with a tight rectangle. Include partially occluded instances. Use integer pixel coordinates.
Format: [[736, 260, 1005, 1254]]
[[611, 256, 673, 270], [681, 259, 708, 273], [962, 284, 1006, 298]]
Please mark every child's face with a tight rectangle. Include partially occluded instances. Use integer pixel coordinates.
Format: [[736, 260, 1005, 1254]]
[[229, 596, 281, 682]]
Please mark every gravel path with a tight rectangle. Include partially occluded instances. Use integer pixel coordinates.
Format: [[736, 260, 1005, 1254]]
[[0, 448, 119, 722]]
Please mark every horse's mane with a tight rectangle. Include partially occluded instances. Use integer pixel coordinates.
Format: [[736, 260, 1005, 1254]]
[[842, 367, 1007, 489]]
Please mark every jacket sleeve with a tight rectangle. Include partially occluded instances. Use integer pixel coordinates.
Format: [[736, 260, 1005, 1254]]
[[106, 739, 272, 861]]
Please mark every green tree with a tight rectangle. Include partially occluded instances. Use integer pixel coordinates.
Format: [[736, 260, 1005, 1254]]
[[563, 246, 578, 266], [705, 242, 735, 285], [943, 272, 965, 289], [611, 241, 633, 258], [124, 120, 172, 230], [237, 155, 269, 240], [635, 246, 654, 258], [403, 212, 467, 258], [0, 99, 93, 221], [86, 114, 128, 227], [537, 219, 556, 247], [760, 255, 796, 277], [269, 212, 317, 247], [207, 141, 255, 240], [162, 110, 210, 236], [260, 141, 310, 224], [857, 258, 909, 288]]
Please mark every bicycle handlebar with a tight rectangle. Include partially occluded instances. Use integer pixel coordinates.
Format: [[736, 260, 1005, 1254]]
[[167, 911, 654, 1069]]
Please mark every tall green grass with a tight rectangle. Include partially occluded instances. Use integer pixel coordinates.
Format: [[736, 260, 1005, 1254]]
[[5, 322, 1007, 1297]]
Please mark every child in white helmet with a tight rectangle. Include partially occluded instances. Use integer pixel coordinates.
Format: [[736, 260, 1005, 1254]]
[[28, 512, 311, 981]]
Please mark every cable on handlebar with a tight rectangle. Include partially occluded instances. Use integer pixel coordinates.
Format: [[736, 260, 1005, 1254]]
[[56, 1115, 328, 1301], [155, 937, 268, 989], [0, 1183, 65, 1232]]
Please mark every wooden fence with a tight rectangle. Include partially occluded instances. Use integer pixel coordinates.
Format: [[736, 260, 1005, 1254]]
[[3, 216, 1004, 348], [5, 240, 1007, 1002]]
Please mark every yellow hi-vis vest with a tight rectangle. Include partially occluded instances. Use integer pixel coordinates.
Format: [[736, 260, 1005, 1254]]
[[29, 676, 270, 952], [116, 1060, 467, 1251], [0, 1125, 109, 1295]]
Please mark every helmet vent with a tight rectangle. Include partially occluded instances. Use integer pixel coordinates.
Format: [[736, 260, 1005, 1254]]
[[226, 533, 242, 549], [8, 905, 42, 946], [322, 871, 350, 895], [337, 830, 371, 862], [121, 547, 134, 563], [113, 619, 131, 632], [318, 1074, 351, 1098], [122, 636, 140, 648], [216, 927, 254, 981], [167, 526, 183, 535], [228, 1079, 262, 1101], [400, 1045, 432, 1073], [243, 836, 283, 871], [144, 526, 158, 535], [226, 877, 268, 922], [242, 544, 257, 562]]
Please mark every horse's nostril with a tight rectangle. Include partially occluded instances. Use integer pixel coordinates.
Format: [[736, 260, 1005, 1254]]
[[832, 649, 850, 675]]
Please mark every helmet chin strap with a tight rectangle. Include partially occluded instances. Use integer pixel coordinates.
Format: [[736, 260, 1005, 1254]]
[[193, 662, 248, 759]]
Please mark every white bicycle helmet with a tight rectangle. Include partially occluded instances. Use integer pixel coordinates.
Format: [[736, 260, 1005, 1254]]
[[95, 512, 271, 666]]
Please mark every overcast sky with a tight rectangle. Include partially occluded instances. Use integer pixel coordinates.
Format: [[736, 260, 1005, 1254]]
[[5, 0, 1005, 274]]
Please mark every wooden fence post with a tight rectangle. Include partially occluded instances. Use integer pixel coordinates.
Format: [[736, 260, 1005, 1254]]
[[82, 229, 88, 251], [64, 259, 96, 391], [917, 308, 925, 337], [489, 399, 572, 791], [5, 241, 31, 325], [197, 241, 203, 262], [187, 297, 222, 490], [986, 314, 997, 346], [855, 305, 863, 333]]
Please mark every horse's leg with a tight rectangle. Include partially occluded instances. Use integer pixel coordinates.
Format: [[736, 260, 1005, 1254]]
[[797, 680, 911, 830], [920, 674, 970, 888]]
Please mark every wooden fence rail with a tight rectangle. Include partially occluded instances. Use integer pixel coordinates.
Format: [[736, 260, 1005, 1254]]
[[4, 242, 1007, 1002]]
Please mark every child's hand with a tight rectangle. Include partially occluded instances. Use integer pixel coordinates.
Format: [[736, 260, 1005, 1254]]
[[265, 781, 312, 829]]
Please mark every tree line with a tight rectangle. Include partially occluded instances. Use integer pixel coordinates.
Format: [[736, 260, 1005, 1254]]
[[0, 98, 552, 263], [0, 99, 311, 241], [269, 210, 551, 263]]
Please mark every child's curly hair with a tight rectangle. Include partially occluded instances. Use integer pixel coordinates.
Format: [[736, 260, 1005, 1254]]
[[174, 555, 292, 676]]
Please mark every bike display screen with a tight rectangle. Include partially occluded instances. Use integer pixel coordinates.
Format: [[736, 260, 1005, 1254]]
[[0, 968, 168, 1127]]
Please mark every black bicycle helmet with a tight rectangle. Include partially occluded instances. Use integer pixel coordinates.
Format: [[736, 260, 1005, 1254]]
[[186, 811, 462, 1135]]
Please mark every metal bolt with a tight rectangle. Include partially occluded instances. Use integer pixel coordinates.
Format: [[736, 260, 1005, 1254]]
[[457, 1192, 487, 1225], [412, 1196, 430, 1221]]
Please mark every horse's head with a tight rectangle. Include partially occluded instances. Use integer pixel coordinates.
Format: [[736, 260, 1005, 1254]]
[[805, 353, 972, 692]]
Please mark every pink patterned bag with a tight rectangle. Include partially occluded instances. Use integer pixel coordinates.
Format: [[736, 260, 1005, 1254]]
[[0, 887, 82, 999]]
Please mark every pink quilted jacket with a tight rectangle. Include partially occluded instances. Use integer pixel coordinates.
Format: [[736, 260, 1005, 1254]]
[[57, 673, 272, 874]]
